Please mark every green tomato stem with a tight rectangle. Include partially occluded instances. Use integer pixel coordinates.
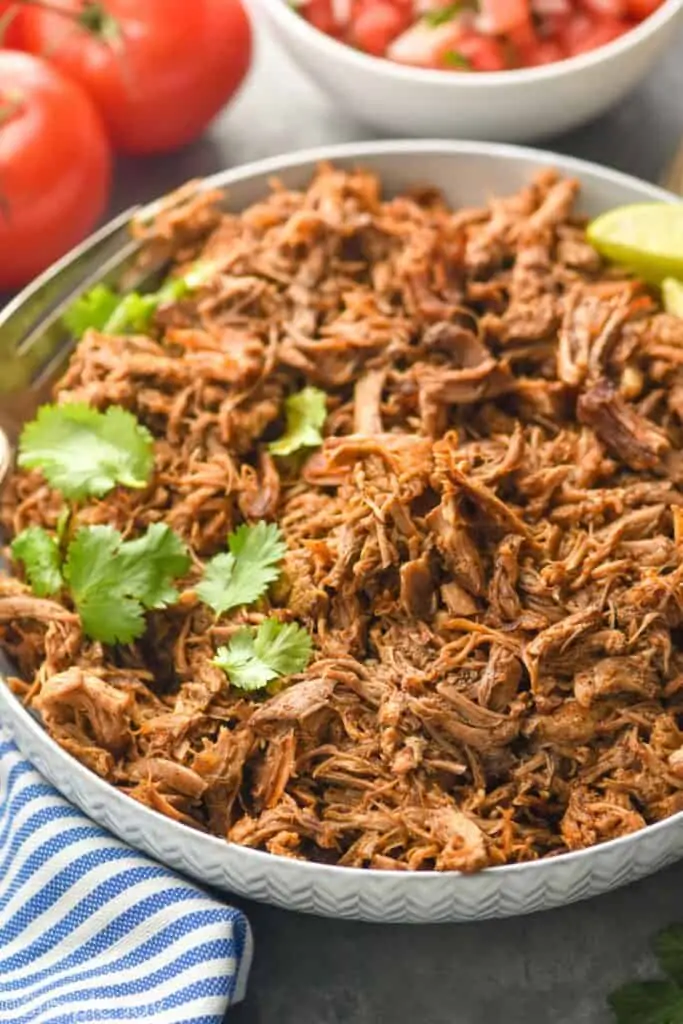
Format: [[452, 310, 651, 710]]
[[12, 0, 121, 44]]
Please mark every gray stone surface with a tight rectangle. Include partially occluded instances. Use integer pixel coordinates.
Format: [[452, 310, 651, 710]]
[[12, 17, 683, 1023]]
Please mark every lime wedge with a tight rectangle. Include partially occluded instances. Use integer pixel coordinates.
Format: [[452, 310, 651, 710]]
[[587, 203, 683, 284], [662, 277, 683, 317]]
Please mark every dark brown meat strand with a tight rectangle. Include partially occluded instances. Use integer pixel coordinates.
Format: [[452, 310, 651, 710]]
[[3, 164, 683, 872]]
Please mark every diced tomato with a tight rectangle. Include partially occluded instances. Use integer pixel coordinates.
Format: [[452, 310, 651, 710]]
[[455, 30, 508, 70], [561, 11, 629, 54], [506, 18, 539, 51], [300, 0, 651, 69], [387, 19, 465, 67], [304, 0, 339, 36], [579, 0, 626, 16], [351, 1, 409, 55], [624, 0, 661, 16], [538, 12, 572, 38], [523, 39, 566, 64], [478, 0, 530, 34]]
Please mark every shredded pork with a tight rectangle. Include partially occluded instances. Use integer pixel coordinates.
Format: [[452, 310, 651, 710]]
[[3, 164, 683, 871]]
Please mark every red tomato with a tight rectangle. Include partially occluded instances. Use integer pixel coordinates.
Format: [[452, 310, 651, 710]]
[[562, 12, 629, 54], [19, 0, 252, 155], [0, 51, 111, 289], [305, 0, 338, 36], [455, 31, 508, 70], [524, 39, 566, 64], [624, 0, 661, 16], [388, 20, 465, 66], [351, 2, 410, 55], [579, 0, 626, 15], [478, 0, 530, 33], [0, 1, 24, 46]]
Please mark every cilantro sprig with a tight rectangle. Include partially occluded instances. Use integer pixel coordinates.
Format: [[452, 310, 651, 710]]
[[12, 522, 190, 644], [423, 2, 466, 27], [18, 403, 154, 500], [269, 387, 327, 458], [213, 618, 312, 691], [443, 49, 471, 68], [63, 261, 216, 340], [62, 284, 120, 338], [11, 527, 63, 598], [65, 524, 190, 643], [197, 522, 287, 616], [609, 925, 683, 1023]]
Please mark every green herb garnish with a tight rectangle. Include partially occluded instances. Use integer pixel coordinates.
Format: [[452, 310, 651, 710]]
[[18, 403, 154, 500], [269, 387, 327, 458], [213, 618, 312, 691], [197, 522, 287, 616], [11, 526, 63, 598], [443, 49, 471, 68], [423, 2, 465, 27]]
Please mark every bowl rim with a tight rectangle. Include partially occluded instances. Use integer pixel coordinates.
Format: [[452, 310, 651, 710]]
[[3, 137, 683, 893], [257, 0, 683, 87]]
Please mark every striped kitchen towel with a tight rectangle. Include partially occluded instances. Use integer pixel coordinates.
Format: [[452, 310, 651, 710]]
[[0, 733, 252, 1024]]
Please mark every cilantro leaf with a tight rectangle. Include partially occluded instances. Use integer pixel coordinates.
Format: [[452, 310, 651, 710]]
[[197, 522, 287, 616], [102, 262, 217, 335], [64, 523, 190, 644], [423, 2, 465, 27], [269, 387, 327, 457], [104, 292, 159, 335], [608, 981, 683, 1024], [213, 618, 312, 690], [115, 522, 191, 608], [63, 284, 121, 340], [18, 403, 154, 500], [11, 526, 63, 598], [443, 49, 471, 68]]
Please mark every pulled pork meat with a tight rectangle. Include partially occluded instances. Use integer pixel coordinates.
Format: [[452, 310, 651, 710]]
[[3, 164, 683, 872]]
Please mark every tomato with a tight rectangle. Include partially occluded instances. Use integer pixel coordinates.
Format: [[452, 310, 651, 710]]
[[579, 0, 626, 16], [478, 0, 530, 33], [624, 0, 661, 16], [18, 0, 252, 155], [455, 31, 508, 70], [351, 2, 410, 55], [0, 1, 24, 46], [304, 0, 338, 35], [524, 38, 566, 64], [387, 20, 465, 67], [0, 51, 111, 290], [562, 12, 629, 54]]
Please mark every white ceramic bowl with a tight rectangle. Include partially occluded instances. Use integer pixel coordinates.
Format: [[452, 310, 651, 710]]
[[2, 140, 683, 923], [254, 0, 683, 141]]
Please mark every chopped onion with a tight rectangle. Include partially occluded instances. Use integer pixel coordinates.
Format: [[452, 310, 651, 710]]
[[331, 0, 351, 23]]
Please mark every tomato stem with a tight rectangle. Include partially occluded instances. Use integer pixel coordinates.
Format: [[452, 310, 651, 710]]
[[13, 0, 121, 43]]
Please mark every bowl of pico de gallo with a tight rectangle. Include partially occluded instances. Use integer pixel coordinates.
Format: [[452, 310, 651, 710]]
[[255, 0, 683, 140]]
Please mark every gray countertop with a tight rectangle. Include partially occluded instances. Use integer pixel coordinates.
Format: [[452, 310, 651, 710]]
[[25, 19, 683, 1023]]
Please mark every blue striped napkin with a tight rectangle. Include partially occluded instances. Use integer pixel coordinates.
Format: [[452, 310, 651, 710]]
[[0, 732, 252, 1024]]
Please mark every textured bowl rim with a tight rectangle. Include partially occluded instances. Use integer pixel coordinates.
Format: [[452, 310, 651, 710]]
[[3, 137, 683, 897], [257, 0, 683, 87]]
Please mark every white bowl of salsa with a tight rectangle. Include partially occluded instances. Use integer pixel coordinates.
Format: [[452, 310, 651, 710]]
[[254, 0, 683, 140]]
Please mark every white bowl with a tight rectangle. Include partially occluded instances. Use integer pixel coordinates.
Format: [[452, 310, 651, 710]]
[[254, 0, 683, 141], [2, 140, 683, 923]]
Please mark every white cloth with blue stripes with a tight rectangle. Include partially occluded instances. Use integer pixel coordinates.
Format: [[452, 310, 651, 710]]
[[0, 732, 252, 1024]]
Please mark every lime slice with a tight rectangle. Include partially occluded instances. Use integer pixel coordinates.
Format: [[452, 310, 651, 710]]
[[587, 203, 683, 284], [662, 277, 683, 317]]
